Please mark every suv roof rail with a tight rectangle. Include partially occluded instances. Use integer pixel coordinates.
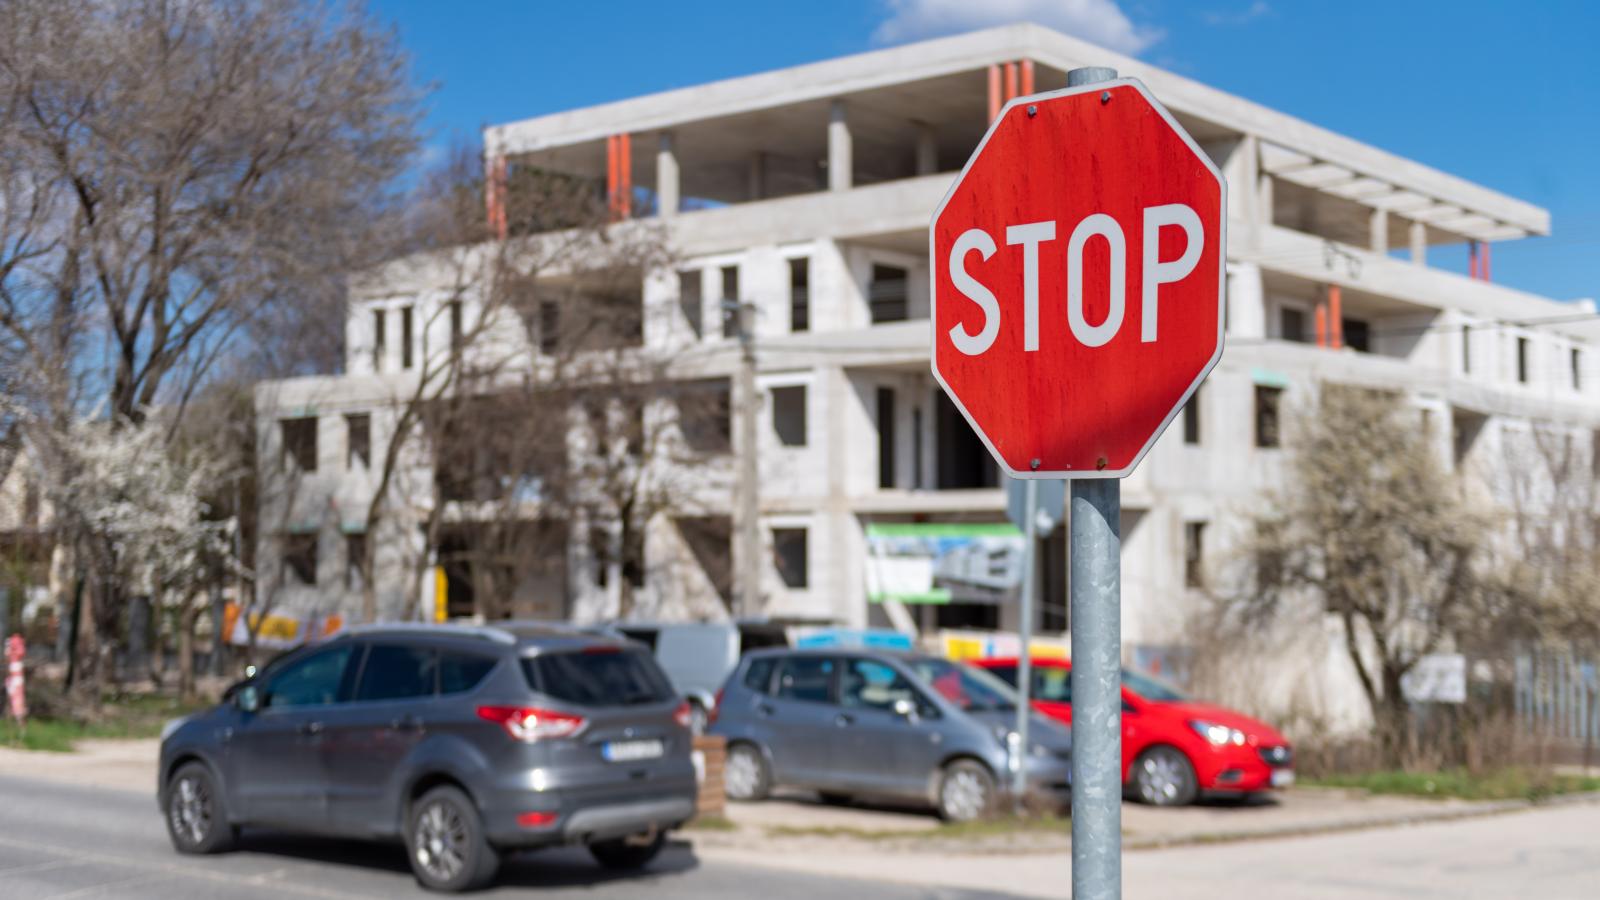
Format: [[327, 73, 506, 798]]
[[339, 622, 518, 645]]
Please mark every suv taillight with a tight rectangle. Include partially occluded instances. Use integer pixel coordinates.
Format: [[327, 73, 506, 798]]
[[673, 700, 693, 729], [709, 689, 724, 725], [476, 705, 586, 742]]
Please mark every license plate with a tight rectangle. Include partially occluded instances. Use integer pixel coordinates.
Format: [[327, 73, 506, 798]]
[[602, 739, 664, 762], [1271, 769, 1296, 788]]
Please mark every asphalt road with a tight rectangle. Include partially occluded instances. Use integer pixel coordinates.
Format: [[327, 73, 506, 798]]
[[0, 775, 1016, 899]]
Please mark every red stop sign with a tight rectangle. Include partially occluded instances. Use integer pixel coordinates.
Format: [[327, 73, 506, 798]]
[[930, 79, 1225, 479]]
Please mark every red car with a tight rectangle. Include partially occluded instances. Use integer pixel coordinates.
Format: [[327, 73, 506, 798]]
[[973, 657, 1293, 806]]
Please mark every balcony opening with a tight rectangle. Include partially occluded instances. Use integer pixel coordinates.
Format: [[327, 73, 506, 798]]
[[373, 307, 387, 370], [1279, 306, 1309, 343], [400, 305, 414, 369], [935, 392, 998, 489], [1184, 521, 1207, 588], [1341, 317, 1371, 353], [345, 413, 370, 469], [1183, 388, 1201, 445], [678, 515, 734, 612], [282, 533, 318, 586], [1517, 337, 1530, 384], [1573, 348, 1583, 391], [680, 379, 732, 455], [344, 533, 366, 591]]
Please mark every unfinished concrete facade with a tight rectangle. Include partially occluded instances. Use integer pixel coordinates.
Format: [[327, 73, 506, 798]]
[[256, 25, 1593, 729]]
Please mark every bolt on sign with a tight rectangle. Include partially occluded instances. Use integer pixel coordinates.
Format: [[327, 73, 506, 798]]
[[930, 79, 1226, 478]]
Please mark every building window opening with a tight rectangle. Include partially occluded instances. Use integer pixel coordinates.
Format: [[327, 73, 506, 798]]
[[373, 308, 387, 370], [721, 265, 740, 338], [281, 417, 318, 472], [869, 264, 908, 323], [773, 527, 808, 589], [1573, 348, 1583, 391], [877, 387, 896, 489], [346, 413, 370, 469], [1255, 386, 1283, 449], [449, 300, 463, 353], [283, 534, 318, 586], [1183, 389, 1201, 445], [679, 269, 703, 338], [400, 305, 414, 369], [790, 257, 810, 332], [1184, 521, 1207, 588], [1461, 324, 1472, 374], [345, 533, 366, 591], [1517, 337, 1530, 384], [771, 385, 807, 447]]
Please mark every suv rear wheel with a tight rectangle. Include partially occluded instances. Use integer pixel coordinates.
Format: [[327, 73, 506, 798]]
[[164, 762, 235, 854], [406, 785, 499, 892], [724, 742, 771, 801], [589, 831, 666, 870]]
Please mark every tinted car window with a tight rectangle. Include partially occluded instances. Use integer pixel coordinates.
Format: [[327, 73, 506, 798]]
[[742, 657, 776, 694], [266, 644, 354, 708], [906, 658, 1016, 713], [355, 644, 438, 702], [523, 649, 675, 707], [840, 659, 919, 711], [774, 656, 834, 704], [440, 653, 497, 694]]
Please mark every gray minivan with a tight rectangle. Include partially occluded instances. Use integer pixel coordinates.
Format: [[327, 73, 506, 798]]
[[709, 648, 1071, 821], [613, 620, 788, 732], [158, 623, 697, 892]]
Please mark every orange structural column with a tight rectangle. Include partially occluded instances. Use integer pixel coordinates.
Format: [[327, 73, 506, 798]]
[[485, 154, 508, 240], [1021, 59, 1035, 95], [1328, 286, 1343, 349], [1004, 61, 1018, 103], [618, 133, 633, 219], [1314, 303, 1328, 348]]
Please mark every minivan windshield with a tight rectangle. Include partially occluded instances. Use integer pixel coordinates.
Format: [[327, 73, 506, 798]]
[[906, 657, 1018, 713], [522, 648, 676, 707]]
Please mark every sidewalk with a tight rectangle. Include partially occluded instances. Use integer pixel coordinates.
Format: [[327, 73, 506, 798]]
[[0, 738, 158, 793]]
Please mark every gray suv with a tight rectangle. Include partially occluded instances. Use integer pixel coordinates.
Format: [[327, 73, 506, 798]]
[[158, 623, 697, 892], [709, 648, 1071, 821]]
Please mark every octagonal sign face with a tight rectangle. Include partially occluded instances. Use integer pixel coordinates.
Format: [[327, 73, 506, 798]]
[[931, 78, 1226, 479]]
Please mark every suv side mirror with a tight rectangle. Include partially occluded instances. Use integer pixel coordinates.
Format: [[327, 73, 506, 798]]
[[235, 684, 261, 714]]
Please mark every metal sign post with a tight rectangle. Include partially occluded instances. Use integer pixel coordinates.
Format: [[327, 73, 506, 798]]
[[929, 55, 1225, 900], [1065, 63, 1123, 900], [1011, 478, 1038, 806]]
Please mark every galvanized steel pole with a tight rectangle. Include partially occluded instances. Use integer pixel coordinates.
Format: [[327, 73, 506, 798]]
[[1067, 62, 1123, 900], [1012, 478, 1038, 805]]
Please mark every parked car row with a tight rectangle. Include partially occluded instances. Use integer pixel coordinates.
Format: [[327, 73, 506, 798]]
[[158, 621, 1294, 891]]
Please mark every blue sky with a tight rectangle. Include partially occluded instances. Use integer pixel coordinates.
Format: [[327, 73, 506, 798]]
[[371, 0, 1599, 303]]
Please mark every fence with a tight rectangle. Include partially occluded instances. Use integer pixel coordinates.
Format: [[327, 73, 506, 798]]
[[1515, 649, 1600, 764]]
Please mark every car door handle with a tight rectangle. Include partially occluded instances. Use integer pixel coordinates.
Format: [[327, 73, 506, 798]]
[[834, 713, 855, 727], [299, 721, 324, 737], [757, 703, 776, 717], [390, 715, 423, 733]]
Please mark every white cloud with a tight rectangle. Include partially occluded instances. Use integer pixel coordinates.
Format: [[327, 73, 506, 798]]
[[872, 0, 1163, 55]]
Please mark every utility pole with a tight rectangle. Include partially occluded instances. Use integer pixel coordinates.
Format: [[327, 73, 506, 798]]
[[730, 299, 762, 618]]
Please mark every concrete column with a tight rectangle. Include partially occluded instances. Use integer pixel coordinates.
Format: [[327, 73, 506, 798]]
[[915, 122, 938, 176], [1370, 207, 1389, 254], [1256, 170, 1274, 232], [747, 151, 766, 201], [1410, 220, 1427, 265], [656, 132, 679, 219], [1238, 135, 1261, 248], [828, 99, 852, 192]]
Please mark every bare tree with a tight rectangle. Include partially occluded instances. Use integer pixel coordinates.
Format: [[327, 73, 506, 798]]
[[0, 0, 418, 428], [1221, 386, 1492, 765]]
